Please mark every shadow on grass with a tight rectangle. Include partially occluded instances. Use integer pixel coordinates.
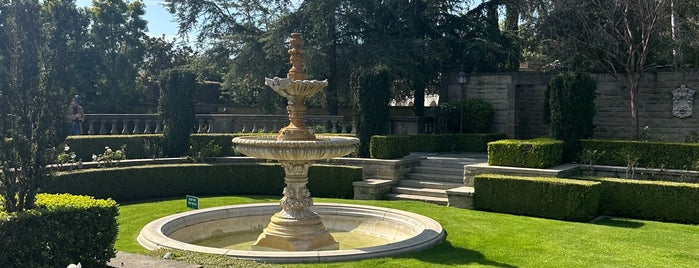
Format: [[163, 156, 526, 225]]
[[398, 240, 517, 267], [591, 216, 645, 229]]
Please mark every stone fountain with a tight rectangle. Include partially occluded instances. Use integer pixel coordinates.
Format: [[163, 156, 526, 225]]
[[137, 33, 445, 263], [231, 33, 358, 251]]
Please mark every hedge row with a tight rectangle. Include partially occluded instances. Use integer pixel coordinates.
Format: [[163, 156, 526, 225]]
[[0, 194, 118, 267], [42, 163, 362, 202], [578, 177, 699, 224], [473, 174, 699, 224], [488, 138, 564, 168], [64, 134, 242, 161], [473, 174, 601, 221], [579, 139, 699, 169], [370, 133, 508, 159]]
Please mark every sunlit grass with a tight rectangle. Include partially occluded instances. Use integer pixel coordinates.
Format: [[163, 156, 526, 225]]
[[118, 196, 699, 267]]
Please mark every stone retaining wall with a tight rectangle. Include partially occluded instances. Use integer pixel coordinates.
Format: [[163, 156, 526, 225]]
[[445, 69, 699, 141]]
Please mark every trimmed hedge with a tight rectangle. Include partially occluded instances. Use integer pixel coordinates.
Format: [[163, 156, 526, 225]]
[[63, 134, 244, 161], [0, 194, 118, 267], [42, 163, 362, 202], [580, 139, 699, 169], [578, 177, 699, 224], [370, 133, 508, 159], [473, 174, 601, 221], [488, 138, 564, 168]]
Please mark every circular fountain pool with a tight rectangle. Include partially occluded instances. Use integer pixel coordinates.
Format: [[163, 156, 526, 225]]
[[138, 202, 445, 263]]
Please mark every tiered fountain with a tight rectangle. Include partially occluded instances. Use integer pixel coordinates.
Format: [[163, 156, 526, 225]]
[[231, 33, 358, 251], [138, 33, 445, 263]]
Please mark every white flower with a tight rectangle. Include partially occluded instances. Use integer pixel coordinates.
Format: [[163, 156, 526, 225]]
[[64, 145, 70, 152], [92, 154, 97, 161]]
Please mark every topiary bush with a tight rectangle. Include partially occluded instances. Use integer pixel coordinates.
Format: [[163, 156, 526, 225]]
[[159, 68, 197, 157], [0, 193, 118, 267], [473, 174, 601, 221], [545, 71, 596, 162], [488, 138, 564, 168]]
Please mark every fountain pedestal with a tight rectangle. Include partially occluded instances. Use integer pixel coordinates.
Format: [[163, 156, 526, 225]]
[[252, 160, 339, 251]]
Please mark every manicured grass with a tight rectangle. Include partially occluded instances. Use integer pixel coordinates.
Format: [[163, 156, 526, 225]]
[[118, 196, 699, 267]]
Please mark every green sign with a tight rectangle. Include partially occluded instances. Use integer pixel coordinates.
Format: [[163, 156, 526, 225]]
[[186, 195, 199, 209]]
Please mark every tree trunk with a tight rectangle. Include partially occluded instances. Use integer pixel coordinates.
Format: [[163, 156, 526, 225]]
[[629, 78, 641, 139]]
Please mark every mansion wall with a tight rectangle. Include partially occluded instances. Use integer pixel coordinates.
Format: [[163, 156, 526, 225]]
[[445, 70, 699, 141]]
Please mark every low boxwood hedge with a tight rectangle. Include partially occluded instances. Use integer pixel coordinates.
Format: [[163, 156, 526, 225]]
[[370, 133, 507, 159], [579, 139, 699, 169], [0, 194, 118, 267], [42, 163, 362, 202], [578, 176, 699, 224], [473, 174, 601, 222], [488, 138, 564, 168]]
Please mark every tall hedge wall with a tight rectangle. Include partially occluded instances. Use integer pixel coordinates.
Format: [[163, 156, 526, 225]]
[[42, 163, 362, 202]]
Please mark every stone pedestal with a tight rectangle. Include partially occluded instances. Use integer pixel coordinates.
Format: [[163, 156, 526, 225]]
[[252, 160, 339, 251]]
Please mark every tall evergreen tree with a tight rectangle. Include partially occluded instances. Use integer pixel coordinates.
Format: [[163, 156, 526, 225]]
[[0, 0, 69, 212], [87, 0, 148, 113]]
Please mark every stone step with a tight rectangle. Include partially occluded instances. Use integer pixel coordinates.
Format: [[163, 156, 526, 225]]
[[411, 166, 464, 177], [419, 159, 471, 169], [384, 193, 448, 206], [405, 173, 464, 183], [398, 179, 464, 190], [390, 186, 448, 198]]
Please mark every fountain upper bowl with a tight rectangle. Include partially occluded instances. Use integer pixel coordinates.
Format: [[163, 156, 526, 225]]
[[232, 136, 359, 161]]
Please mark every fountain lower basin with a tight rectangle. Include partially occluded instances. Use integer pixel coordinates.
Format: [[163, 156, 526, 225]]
[[138, 203, 445, 263]]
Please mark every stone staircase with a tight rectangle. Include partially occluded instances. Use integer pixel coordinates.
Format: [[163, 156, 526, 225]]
[[385, 153, 486, 206]]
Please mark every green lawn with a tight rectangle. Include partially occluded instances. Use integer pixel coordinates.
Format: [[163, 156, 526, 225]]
[[118, 196, 699, 267]]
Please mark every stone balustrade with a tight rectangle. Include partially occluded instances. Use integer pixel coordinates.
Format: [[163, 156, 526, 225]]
[[81, 114, 356, 135]]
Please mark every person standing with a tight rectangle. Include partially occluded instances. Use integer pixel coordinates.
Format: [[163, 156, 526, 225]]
[[67, 95, 84, 135]]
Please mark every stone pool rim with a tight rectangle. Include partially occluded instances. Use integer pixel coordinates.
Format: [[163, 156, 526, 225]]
[[137, 202, 446, 263]]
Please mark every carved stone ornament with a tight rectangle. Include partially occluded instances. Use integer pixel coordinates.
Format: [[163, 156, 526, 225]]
[[672, 85, 696, 118]]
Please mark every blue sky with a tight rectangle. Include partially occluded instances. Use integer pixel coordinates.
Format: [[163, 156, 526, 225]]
[[77, 0, 179, 40]]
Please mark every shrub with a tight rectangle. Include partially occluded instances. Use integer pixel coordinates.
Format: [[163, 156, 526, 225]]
[[545, 71, 596, 162], [432, 99, 494, 133], [579, 139, 699, 169], [488, 138, 564, 168], [42, 163, 362, 202], [370, 133, 508, 159], [352, 65, 391, 157], [578, 177, 699, 224], [159, 68, 197, 157], [473, 174, 601, 221], [0, 194, 118, 267]]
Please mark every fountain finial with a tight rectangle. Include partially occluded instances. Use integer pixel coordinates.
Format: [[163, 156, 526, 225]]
[[264, 33, 327, 141], [287, 33, 306, 81]]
